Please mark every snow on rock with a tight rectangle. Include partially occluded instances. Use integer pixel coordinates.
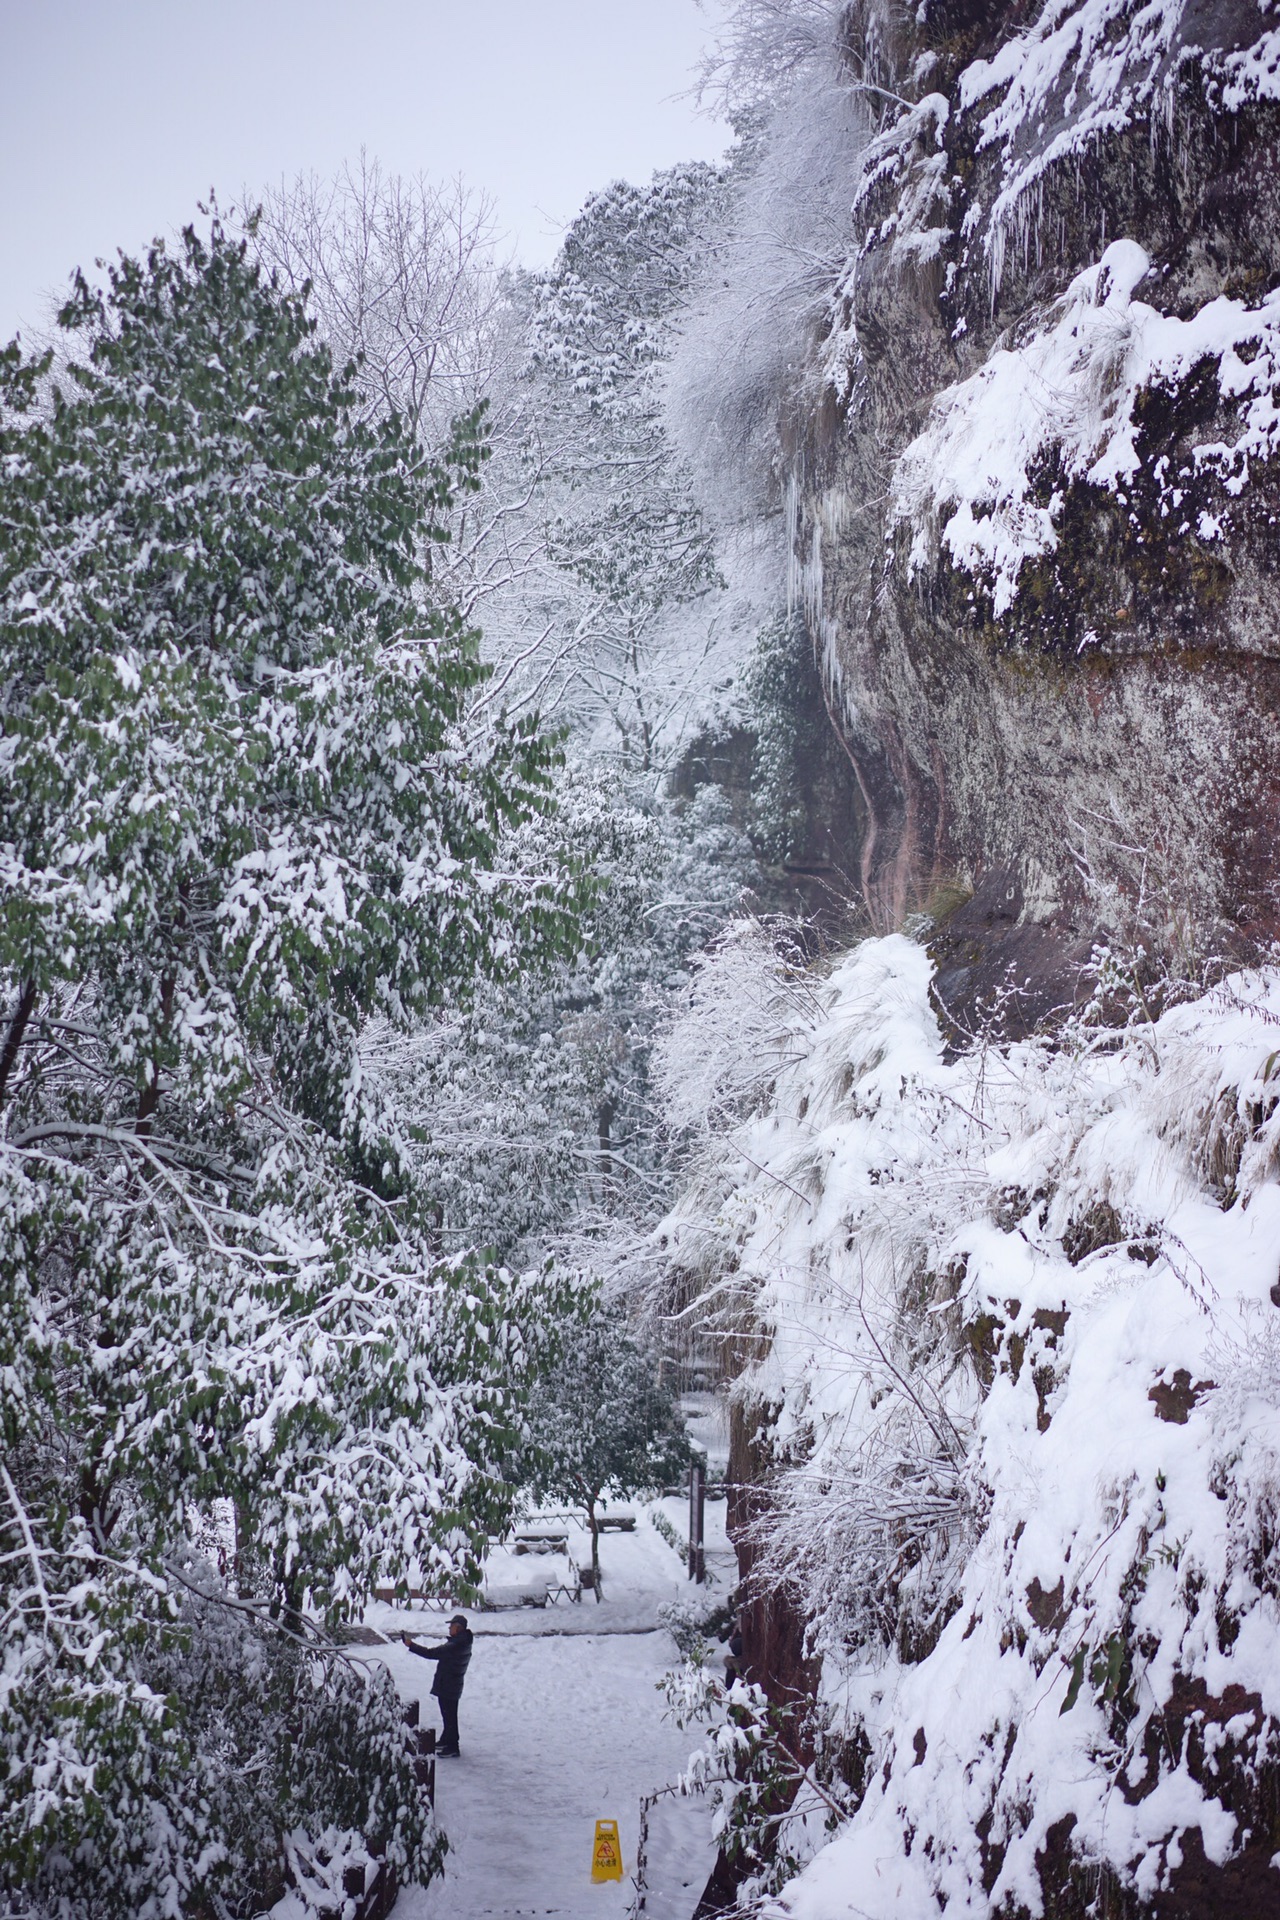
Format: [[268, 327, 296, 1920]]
[[824, 0, 1280, 370], [959, 0, 1185, 285], [892, 238, 1280, 615], [952, 0, 1280, 291], [660, 934, 1280, 1912]]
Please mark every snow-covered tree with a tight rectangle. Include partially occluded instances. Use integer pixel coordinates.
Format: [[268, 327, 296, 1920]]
[[253, 154, 504, 446], [252, 155, 744, 768], [525, 1302, 691, 1597], [250, 158, 565, 674], [358, 765, 754, 1281], [524, 164, 733, 768], [248, 161, 762, 1297], [0, 213, 584, 1915]]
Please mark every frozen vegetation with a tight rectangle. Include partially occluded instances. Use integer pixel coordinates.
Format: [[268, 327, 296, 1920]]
[[655, 930, 1280, 1913], [7, 0, 1280, 1915]]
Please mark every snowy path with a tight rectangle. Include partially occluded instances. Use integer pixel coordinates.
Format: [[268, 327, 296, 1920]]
[[368, 1506, 730, 1919]]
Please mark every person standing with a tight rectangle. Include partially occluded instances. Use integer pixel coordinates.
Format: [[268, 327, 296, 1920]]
[[402, 1613, 473, 1756], [723, 1613, 745, 1690]]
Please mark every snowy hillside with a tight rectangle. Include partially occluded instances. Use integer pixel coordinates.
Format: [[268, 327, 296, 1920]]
[[658, 931, 1280, 1913]]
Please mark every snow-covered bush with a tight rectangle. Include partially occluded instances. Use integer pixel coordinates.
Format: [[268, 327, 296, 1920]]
[[665, 1653, 859, 1905], [653, 917, 819, 1142], [655, 928, 1280, 1912], [658, 1592, 737, 1662]]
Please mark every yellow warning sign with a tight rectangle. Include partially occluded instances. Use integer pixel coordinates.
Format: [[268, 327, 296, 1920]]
[[591, 1817, 623, 1883]]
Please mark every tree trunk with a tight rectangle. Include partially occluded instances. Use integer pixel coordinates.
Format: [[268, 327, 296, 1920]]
[[587, 1497, 603, 1603], [597, 1098, 616, 1190], [79, 1462, 118, 1546], [0, 979, 37, 1112], [136, 973, 175, 1134], [273, 1563, 304, 1635], [234, 1500, 253, 1598]]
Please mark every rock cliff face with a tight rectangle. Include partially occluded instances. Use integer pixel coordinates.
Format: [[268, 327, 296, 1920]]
[[793, 0, 1280, 993], [687, 10, 1280, 1917]]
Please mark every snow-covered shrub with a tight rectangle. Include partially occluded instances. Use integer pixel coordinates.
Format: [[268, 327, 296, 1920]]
[[666, 1654, 861, 1904], [652, 1506, 691, 1567], [658, 1591, 739, 1661], [1, 1534, 442, 1918], [655, 929, 1280, 1913], [653, 918, 819, 1141]]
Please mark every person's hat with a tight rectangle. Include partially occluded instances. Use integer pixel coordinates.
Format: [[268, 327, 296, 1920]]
[[450, 1612, 468, 1628]]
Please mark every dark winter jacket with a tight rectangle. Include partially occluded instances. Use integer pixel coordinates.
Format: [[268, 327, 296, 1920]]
[[408, 1627, 473, 1701]]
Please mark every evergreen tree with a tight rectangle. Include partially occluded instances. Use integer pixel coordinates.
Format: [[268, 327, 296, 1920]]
[[526, 1302, 691, 1598], [0, 214, 583, 1915]]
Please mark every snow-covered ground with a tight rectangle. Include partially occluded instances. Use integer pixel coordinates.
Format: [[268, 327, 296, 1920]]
[[366, 1503, 728, 1917]]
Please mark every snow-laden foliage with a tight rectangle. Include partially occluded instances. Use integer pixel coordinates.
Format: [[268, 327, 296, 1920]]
[[5, 1543, 444, 1919], [257, 159, 746, 766], [667, 1658, 856, 1904], [248, 156, 772, 1334], [362, 767, 753, 1273], [655, 930, 1280, 1913], [253, 151, 764, 804], [0, 216, 584, 1915], [524, 163, 735, 768], [653, 917, 820, 1140], [525, 1298, 690, 1594], [667, 8, 873, 523]]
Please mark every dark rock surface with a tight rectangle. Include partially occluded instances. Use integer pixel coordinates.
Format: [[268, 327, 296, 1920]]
[[720, 5, 1280, 1914], [793, 0, 1280, 986]]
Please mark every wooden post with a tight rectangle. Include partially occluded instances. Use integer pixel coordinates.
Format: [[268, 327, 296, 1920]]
[[634, 1790, 655, 1912], [404, 1700, 434, 1808], [688, 1460, 705, 1584]]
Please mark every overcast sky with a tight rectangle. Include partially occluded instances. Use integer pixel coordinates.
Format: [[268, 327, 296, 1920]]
[[0, 0, 731, 344]]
